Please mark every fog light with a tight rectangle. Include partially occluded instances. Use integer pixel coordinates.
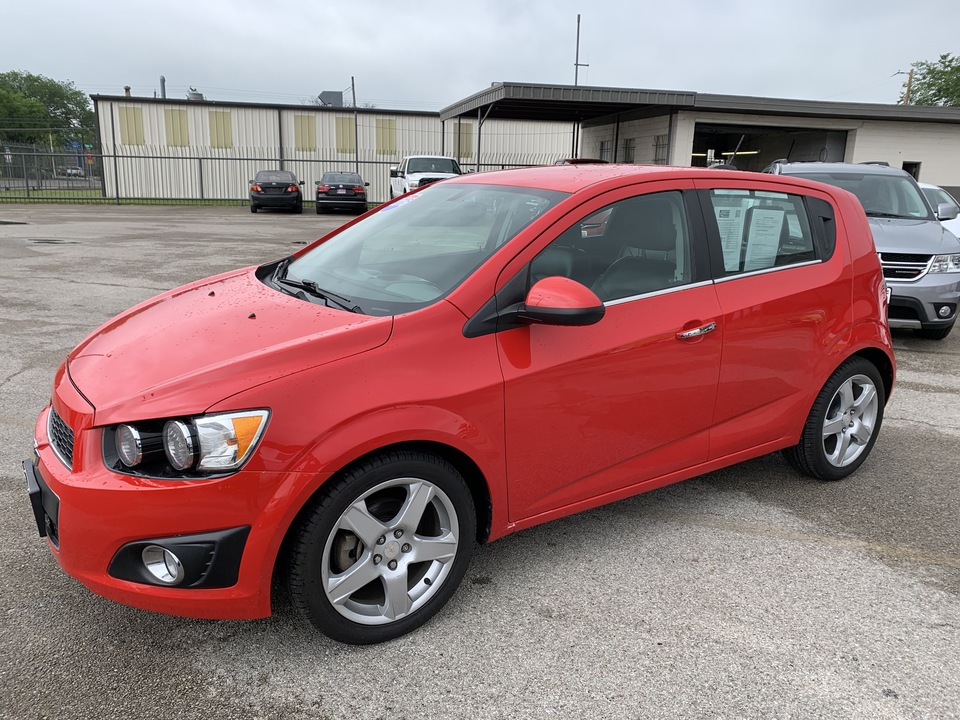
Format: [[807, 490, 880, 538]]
[[142, 545, 184, 585], [937, 305, 953, 318]]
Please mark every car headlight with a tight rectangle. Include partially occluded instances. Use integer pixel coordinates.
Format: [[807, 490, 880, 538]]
[[407, 180, 419, 188], [930, 253, 960, 273], [110, 410, 269, 476]]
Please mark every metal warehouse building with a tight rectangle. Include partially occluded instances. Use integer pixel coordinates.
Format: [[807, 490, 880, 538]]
[[92, 81, 960, 203]]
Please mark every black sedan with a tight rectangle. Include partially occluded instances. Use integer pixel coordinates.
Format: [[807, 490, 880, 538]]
[[249, 170, 303, 213], [316, 172, 369, 214]]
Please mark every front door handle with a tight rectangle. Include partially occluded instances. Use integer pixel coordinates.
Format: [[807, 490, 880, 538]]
[[676, 322, 717, 340]]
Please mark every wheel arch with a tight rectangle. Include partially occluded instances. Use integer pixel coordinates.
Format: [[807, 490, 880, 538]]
[[270, 439, 493, 607], [851, 346, 895, 404]]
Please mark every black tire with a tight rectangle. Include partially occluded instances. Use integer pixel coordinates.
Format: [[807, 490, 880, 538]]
[[389, 187, 394, 200], [250, 204, 257, 213], [316, 204, 323, 215], [295, 202, 303, 214], [782, 356, 885, 481], [287, 450, 476, 644], [916, 322, 954, 340]]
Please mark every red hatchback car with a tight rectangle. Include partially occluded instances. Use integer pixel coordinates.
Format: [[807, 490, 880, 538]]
[[24, 165, 895, 644]]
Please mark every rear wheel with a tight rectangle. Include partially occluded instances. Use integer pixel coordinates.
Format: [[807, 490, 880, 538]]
[[782, 357, 885, 481], [316, 204, 323, 215], [288, 450, 476, 644], [250, 204, 257, 213], [295, 201, 303, 214]]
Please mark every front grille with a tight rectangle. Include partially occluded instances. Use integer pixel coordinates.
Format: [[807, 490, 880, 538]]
[[880, 253, 931, 282], [48, 407, 75, 469], [418, 176, 443, 188]]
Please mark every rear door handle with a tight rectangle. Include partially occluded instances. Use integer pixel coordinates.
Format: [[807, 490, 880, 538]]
[[676, 322, 717, 340]]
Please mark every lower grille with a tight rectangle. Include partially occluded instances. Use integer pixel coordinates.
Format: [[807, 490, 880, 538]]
[[48, 407, 75, 469]]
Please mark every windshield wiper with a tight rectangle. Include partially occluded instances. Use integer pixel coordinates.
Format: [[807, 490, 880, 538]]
[[865, 211, 909, 219], [273, 261, 362, 313]]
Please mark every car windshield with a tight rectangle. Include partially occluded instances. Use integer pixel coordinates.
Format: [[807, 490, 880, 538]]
[[256, 171, 297, 184], [406, 158, 461, 175], [284, 183, 568, 316], [322, 173, 362, 185], [792, 171, 934, 220]]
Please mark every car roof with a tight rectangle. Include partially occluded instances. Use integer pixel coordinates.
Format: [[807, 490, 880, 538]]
[[406, 155, 457, 160], [449, 163, 823, 194]]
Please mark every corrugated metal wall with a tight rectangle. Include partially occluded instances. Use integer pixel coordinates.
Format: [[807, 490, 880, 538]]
[[96, 99, 575, 203]]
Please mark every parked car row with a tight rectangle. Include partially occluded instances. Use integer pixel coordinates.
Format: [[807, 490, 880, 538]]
[[249, 170, 369, 215]]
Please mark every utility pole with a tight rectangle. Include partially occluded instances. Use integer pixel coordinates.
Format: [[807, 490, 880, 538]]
[[574, 14, 589, 86], [572, 14, 589, 157], [351, 76, 359, 173], [895, 68, 914, 105]]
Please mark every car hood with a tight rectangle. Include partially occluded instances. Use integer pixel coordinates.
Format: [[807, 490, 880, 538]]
[[867, 217, 960, 254], [67, 267, 393, 425], [408, 171, 460, 180]]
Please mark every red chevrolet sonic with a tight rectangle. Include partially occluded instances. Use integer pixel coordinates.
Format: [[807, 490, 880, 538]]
[[24, 165, 895, 644]]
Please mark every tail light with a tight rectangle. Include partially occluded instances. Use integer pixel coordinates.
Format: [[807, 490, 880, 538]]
[[317, 185, 330, 193], [284, 185, 299, 193], [250, 184, 263, 192], [352, 186, 365, 194]]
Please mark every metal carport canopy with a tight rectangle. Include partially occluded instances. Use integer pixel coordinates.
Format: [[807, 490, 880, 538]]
[[438, 82, 697, 122]]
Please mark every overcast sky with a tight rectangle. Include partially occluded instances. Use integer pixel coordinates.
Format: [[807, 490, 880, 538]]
[[6, 0, 960, 111]]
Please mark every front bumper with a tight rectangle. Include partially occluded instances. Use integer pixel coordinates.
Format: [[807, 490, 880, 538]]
[[26, 403, 292, 620], [887, 274, 960, 329]]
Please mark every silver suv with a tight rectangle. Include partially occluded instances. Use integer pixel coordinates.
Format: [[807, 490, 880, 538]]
[[766, 161, 960, 339]]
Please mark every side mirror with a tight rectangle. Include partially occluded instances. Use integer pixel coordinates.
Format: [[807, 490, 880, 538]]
[[389, 167, 398, 178], [248, 179, 254, 184], [517, 276, 605, 327], [364, 182, 370, 187], [298, 180, 304, 185], [937, 202, 960, 221]]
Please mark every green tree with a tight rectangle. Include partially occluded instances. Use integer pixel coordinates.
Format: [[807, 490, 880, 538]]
[[0, 71, 94, 145], [900, 53, 960, 106], [0, 87, 49, 143]]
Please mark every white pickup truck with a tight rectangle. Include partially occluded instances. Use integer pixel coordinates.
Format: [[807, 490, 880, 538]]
[[389, 155, 463, 198]]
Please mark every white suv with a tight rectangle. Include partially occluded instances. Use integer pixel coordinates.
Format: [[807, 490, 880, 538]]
[[389, 156, 462, 198]]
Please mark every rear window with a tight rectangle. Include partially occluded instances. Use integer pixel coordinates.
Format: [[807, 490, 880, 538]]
[[322, 173, 362, 185], [255, 171, 297, 184]]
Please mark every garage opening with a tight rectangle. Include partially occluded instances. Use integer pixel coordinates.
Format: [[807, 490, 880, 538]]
[[692, 123, 848, 172]]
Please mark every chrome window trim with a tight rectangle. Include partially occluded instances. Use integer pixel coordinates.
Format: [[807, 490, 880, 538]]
[[604, 279, 713, 307], [714, 259, 823, 284]]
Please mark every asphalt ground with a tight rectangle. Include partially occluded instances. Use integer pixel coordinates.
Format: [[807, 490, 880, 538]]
[[0, 204, 958, 720]]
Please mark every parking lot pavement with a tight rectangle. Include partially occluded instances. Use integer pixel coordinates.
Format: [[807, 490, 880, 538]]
[[1, 204, 958, 720]]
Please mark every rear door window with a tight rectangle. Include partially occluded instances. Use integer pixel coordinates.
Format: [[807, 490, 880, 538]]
[[703, 189, 817, 276]]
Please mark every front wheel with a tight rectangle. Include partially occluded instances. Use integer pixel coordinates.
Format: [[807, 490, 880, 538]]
[[782, 357, 885, 481], [287, 451, 476, 644]]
